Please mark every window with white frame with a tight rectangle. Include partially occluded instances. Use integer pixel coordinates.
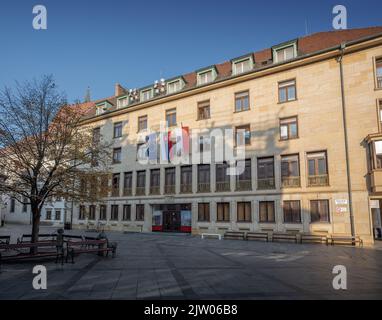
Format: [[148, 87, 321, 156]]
[[197, 69, 215, 85], [117, 96, 128, 108], [140, 88, 153, 102], [233, 58, 252, 75], [274, 43, 297, 63], [167, 80, 182, 94]]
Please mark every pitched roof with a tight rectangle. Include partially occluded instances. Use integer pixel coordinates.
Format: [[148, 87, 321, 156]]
[[82, 26, 382, 119]]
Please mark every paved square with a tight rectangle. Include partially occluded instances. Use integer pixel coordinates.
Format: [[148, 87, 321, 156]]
[[1, 224, 382, 300]]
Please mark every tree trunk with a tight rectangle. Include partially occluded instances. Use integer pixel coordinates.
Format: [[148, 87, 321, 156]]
[[30, 205, 41, 254]]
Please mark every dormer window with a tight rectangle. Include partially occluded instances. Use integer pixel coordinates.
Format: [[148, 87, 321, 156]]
[[273, 41, 297, 63], [95, 101, 112, 115], [232, 55, 253, 75], [117, 96, 128, 108], [167, 78, 184, 94], [140, 88, 153, 102], [197, 67, 217, 86]]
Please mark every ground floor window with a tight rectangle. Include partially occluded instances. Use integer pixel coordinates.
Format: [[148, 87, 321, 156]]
[[259, 201, 275, 223], [283, 201, 301, 223], [217, 202, 230, 222], [99, 205, 107, 220], [55, 210, 61, 221], [198, 203, 210, 222], [88, 205, 95, 220], [123, 205, 131, 221], [46, 210, 52, 220], [237, 202, 251, 222], [136, 204, 145, 221], [111, 205, 119, 221], [79, 205, 85, 220], [310, 200, 330, 223]]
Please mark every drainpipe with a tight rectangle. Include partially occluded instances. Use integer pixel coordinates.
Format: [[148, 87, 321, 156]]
[[337, 42, 355, 237]]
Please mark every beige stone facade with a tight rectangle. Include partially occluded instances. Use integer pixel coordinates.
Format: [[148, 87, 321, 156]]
[[72, 29, 382, 245]]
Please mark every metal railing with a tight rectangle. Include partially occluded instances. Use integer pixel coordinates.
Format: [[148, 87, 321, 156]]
[[216, 181, 230, 192], [164, 185, 176, 194], [123, 188, 132, 196], [308, 175, 329, 187], [236, 180, 252, 191], [257, 178, 276, 190], [281, 176, 301, 188], [135, 186, 146, 196], [198, 183, 211, 193], [180, 184, 193, 194], [150, 186, 160, 195]]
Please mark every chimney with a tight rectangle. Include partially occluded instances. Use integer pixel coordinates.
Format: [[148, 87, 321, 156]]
[[115, 83, 126, 96]]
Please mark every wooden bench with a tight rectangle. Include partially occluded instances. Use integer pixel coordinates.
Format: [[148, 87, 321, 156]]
[[0, 241, 64, 268], [201, 233, 222, 240], [66, 239, 117, 263], [246, 232, 269, 242], [328, 235, 363, 247], [17, 233, 57, 243], [224, 231, 245, 241], [272, 233, 298, 243], [0, 236, 10, 245], [63, 235, 84, 241], [300, 234, 328, 245]]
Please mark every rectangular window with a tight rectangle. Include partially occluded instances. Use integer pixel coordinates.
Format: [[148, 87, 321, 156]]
[[141, 89, 153, 102], [167, 80, 182, 94], [217, 202, 230, 222], [88, 206, 95, 220], [166, 109, 177, 127], [112, 173, 120, 197], [136, 170, 146, 195], [22, 197, 28, 213], [10, 198, 15, 213], [138, 115, 148, 132], [307, 151, 329, 186], [235, 91, 250, 112], [117, 97, 128, 108], [310, 200, 330, 223], [237, 202, 251, 222], [79, 205, 85, 220], [236, 159, 252, 191], [99, 205, 107, 220], [376, 58, 382, 89], [123, 205, 131, 221], [379, 100, 382, 131], [283, 201, 301, 223], [136, 204, 145, 221], [275, 45, 296, 63], [92, 127, 101, 145], [123, 172, 133, 196], [111, 205, 119, 221], [198, 164, 210, 193], [165, 167, 176, 194], [278, 80, 296, 103], [46, 210, 52, 221], [257, 157, 275, 190], [259, 201, 275, 223], [280, 117, 298, 140], [112, 148, 122, 164], [198, 203, 210, 222], [180, 166, 192, 193], [234, 59, 251, 75], [150, 169, 160, 195], [198, 70, 213, 85], [113, 122, 123, 138], [235, 124, 251, 146], [373, 140, 382, 169], [216, 162, 230, 192], [198, 135, 211, 153], [197, 100, 211, 120], [281, 154, 300, 188]]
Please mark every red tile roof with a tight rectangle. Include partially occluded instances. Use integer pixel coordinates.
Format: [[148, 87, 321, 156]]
[[82, 27, 382, 119]]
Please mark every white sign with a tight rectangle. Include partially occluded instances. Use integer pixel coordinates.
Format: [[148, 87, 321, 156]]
[[335, 199, 348, 205], [370, 200, 380, 209]]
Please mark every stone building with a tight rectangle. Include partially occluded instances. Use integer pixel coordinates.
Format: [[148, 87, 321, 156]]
[[73, 27, 382, 244]]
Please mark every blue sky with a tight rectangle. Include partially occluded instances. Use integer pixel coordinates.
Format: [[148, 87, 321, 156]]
[[0, 0, 381, 102]]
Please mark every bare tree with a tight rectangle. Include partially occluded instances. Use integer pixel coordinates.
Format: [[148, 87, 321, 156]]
[[0, 75, 111, 246]]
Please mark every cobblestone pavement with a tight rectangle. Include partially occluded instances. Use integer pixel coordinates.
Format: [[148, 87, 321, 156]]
[[0, 224, 382, 300]]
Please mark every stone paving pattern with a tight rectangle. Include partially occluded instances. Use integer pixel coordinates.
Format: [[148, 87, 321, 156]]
[[0, 224, 382, 300]]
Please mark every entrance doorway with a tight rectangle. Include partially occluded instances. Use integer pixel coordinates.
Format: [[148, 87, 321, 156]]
[[163, 211, 181, 232]]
